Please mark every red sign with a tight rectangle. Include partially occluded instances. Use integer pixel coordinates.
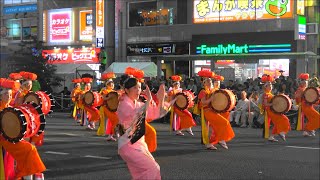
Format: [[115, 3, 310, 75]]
[[49, 11, 72, 42], [42, 48, 101, 64]]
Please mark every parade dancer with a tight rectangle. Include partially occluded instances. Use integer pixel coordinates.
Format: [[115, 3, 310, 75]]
[[259, 75, 291, 142], [0, 78, 46, 180], [14, 71, 37, 106], [198, 71, 235, 150], [295, 73, 319, 137], [97, 72, 119, 141], [117, 69, 167, 179], [167, 75, 196, 136], [71, 78, 82, 122], [79, 77, 100, 129], [8, 72, 22, 106]]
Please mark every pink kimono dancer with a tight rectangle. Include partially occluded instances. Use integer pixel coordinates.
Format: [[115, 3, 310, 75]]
[[117, 95, 162, 180], [118, 138, 161, 180]]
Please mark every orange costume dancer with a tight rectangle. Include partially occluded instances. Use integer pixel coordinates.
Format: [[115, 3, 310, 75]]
[[199, 72, 235, 150], [71, 78, 83, 122], [295, 73, 319, 137], [79, 77, 100, 129], [167, 75, 196, 136], [97, 72, 119, 141], [260, 75, 291, 142], [14, 71, 37, 106], [8, 72, 22, 106], [0, 78, 46, 180]]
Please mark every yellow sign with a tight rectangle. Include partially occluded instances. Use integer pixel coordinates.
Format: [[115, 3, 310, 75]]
[[193, 0, 293, 23], [297, 0, 304, 15], [79, 10, 92, 41]]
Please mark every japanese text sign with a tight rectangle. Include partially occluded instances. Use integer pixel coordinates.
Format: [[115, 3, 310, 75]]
[[42, 48, 101, 64], [96, 0, 104, 47], [49, 10, 72, 42], [193, 0, 293, 23], [80, 10, 93, 41]]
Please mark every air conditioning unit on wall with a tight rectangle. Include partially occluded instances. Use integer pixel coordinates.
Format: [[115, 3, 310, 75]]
[[306, 23, 319, 35]]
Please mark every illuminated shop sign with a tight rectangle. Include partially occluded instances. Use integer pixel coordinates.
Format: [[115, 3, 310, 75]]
[[3, 4, 37, 15], [49, 10, 72, 42], [42, 48, 100, 64], [127, 43, 189, 56], [295, 15, 306, 40], [79, 10, 93, 41], [296, 0, 305, 15], [96, 0, 104, 47], [196, 44, 291, 55], [193, 0, 293, 23]]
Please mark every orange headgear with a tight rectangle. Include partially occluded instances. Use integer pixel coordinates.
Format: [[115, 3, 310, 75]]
[[197, 70, 215, 78], [261, 74, 274, 84], [20, 71, 37, 81], [82, 77, 93, 84], [298, 73, 309, 81], [213, 75, 224, 82], [72, 78, 82, 83], [171, 75, 182, 82], [124, 67, 144, 83], [9, 73, 22, 81], [125, 67, 136, 77], [101, 72, 116, 84], [0, 78, 20, 91]]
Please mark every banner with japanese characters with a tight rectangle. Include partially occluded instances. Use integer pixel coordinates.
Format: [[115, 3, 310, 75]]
[[79, 10, 93, 41], [49, 10, 72, 42], [193, 0, 293, 23], [42, 48, 101, 64]]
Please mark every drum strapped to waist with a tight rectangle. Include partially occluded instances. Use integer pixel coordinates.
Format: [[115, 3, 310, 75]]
[[210, 89, 236, 113], [83, 91, 103, 107], [303, 87, 320, 104], [270, 94, 292, 114], [23, 91, 53, 115], [0, 103, 45, 143], [174, 90, 195, 110], [105, 91, 119, 112]]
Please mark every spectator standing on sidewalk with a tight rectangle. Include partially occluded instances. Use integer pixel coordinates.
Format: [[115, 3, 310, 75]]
[[99, 47, 107, 73]]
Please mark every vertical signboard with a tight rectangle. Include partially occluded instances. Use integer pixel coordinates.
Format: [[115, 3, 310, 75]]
[[297, 0, 305, 15], [79, 10, 93, 41], [295, 15, 306, 40], [96, 0, 104, 48], [49, 10, 72, 42]]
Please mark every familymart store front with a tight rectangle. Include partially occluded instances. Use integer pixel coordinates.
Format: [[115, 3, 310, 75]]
[[153, 31, 318, 82]]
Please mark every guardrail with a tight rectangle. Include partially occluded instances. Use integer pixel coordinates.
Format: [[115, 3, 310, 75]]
[[51, 93, 73, 111]]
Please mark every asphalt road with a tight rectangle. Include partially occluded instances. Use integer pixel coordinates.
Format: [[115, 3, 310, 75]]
[[37, 112, 319, 180]]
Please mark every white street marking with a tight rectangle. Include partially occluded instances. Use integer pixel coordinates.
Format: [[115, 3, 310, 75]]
[[45, 151, 69, 155], [59, 133, 79, 136], [286, 146, 320, 150], [83, 155, 112, 160]]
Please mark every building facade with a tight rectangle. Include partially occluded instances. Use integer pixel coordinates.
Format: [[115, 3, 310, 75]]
[[115, 0, 319, 81], [0, 0, 39, 76]]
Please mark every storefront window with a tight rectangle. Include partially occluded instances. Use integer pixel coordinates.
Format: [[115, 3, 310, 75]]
[[6, 19, 22, 40], [258, 59, 289, 77], [4, 0, 37, 4], [129, 0, 185, 27], [5, 18, 37, 41]]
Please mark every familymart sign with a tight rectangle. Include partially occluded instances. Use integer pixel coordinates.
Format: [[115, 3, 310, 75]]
[[196, 44, 292, 55]]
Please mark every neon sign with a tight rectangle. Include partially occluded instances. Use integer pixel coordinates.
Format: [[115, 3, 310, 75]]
[[196, 44, 291, 55], [49, 10, 72, 42], [42, 48, 101, 64]]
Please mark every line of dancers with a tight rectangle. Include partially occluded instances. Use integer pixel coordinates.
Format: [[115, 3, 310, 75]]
[[70, 67, 319, 179], [1, 71, 52, 180]]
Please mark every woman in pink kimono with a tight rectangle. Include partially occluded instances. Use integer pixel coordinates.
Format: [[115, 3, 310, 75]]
[[117, 72, 166, 180]]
